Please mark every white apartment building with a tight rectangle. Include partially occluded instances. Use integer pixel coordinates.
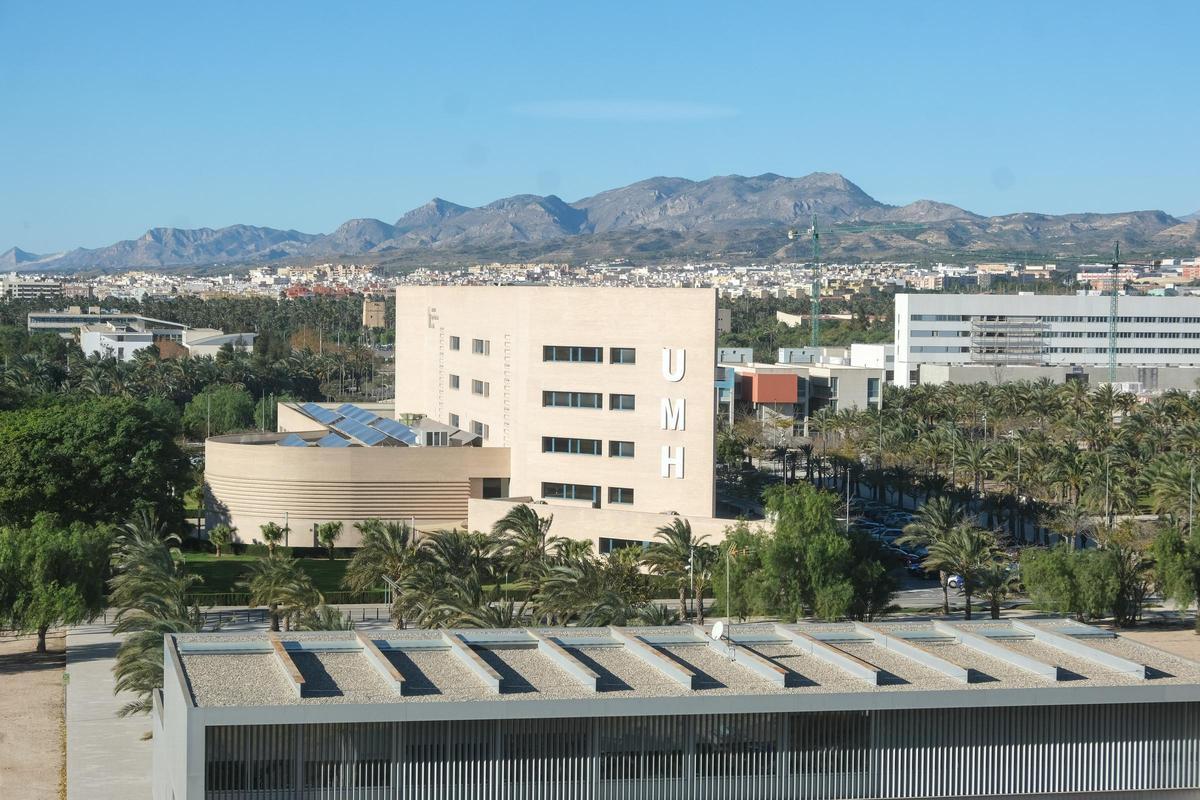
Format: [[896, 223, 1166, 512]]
[[896, 293, 1200, 386], [396, 286, 717, 522], [1, 272, 61, 300]]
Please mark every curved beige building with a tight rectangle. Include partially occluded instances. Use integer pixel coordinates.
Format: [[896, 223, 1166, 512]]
[[204, 432, 510, 547]]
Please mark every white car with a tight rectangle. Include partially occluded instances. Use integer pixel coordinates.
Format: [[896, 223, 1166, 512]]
[[947, 574, 964, 589]]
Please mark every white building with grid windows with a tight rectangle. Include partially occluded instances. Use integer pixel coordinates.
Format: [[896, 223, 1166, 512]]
[[895, 293, 1200, 387]]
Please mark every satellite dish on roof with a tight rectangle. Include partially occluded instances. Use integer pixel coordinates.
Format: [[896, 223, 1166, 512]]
[[711, 620, 725, 642]]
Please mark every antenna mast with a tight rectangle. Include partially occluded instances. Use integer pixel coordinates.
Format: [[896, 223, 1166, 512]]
[[810, 215, 821, 348], [1108, 242, 1120, 384]]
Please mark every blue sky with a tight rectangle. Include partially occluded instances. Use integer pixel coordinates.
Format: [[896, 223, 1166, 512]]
[[1, 1, 1197, 253]]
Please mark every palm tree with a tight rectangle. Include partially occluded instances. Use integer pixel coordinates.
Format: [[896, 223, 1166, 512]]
[[109, 513, 206, 716], [344, 519, 418, 627], [208, 524, 234, 558], [977, 558, 1017, 619], [491, 504, 562, 589], [898, 496, 967, 615], [239, 555, 319, 631], [643, 518, 708, 621], [259, 521, 287, 554], [316, 521, 343, 560], [923, 525, 998, 621]]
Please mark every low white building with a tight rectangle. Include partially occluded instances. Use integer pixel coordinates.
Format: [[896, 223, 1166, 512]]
[[79, 323, 154, 361]]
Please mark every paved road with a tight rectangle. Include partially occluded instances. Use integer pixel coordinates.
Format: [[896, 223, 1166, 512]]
[[66, 628, 152, 800]]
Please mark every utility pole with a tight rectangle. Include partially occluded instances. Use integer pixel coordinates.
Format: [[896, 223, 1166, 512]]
[[1108, 242, 1120, 384]]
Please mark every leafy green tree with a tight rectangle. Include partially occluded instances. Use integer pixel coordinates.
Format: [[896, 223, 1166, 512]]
[[208, 524, 234, 558], [712, 522, 772, 621], [0, 397, 189, 526], [181, 385, 255, 439], [0, 516, 112, 651], [316, 521, 343, 560], [845, 531, 901, 621], [1153, 525, 1200, 631]]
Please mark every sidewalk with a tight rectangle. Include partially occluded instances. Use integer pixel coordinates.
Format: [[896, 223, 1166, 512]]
[[65, 628, 151, 800]]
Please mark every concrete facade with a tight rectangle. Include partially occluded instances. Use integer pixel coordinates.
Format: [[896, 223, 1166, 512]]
[[396, 286, 717, 519], [203, 432, 511, 544], [79, 323, 155, 361]]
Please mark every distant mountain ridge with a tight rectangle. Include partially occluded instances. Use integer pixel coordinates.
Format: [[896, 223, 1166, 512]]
[[7, 173, 1199, 271]]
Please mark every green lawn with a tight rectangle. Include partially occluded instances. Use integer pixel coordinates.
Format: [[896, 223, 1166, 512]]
[[183, 553, 357, 596]]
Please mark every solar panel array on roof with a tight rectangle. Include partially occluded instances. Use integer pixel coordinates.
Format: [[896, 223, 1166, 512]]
[[300, 402, 342, 425], [316, 433, 352, 448], [372, 417, 419, 445], [277, 434, 309, 447], [337, 403, 380, 425], [331, 418, 390, 447]]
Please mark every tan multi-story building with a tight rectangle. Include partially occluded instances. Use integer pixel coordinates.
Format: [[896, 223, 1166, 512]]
[[362, 298, 387, 329], [396, 286, 717, 521]]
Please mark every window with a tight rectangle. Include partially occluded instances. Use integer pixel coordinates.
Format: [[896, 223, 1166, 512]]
[[599, 536, 650, 554], [610, 393, 635, 411], [610, 347, 636, 364], [471, 379, 489, 397], [448, 413, 460, 428], [449, 374, 460, 389], [608, 487, 635, 505], [542, 436, 602, 455], [424, 430, 448, 447], [541, 482, 599, 503], [609, 440, 635, 458], [543, 390, 602, 408], [472, 338, 490, 355], [448, 335, 460, 351], [543, 345, 603, 362], [471, 420, 489, 440]]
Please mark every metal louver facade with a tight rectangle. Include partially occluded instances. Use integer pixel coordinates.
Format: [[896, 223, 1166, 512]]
[[201, 702, 1200, 800]]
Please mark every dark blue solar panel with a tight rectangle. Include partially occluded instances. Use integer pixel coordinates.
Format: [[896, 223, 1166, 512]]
[[316, 433, 352, 448], [277, 434, 308, 447], [331, 418, 389, 446], [336, 403, 380, 425], [301, 402, 342, 425], [372, 418, 418, 445]]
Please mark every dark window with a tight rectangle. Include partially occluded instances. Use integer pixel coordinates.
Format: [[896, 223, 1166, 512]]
[[449, 374, 460, 389], [471, 379, 489, 396], [472, 338, 490, 355], [448, 335, 460, 350], [543, 345, 603, 362], [482, 477, 505, 499], [609, 440, 635, 458], [608, 487, 635, 505], [542, 391, 602, 408], [541, 482, 599, 503], [448, 413, 460, 428], [610, 393, 636, 411], [610, 347, 636, 364], [542, 436, 602, 455]]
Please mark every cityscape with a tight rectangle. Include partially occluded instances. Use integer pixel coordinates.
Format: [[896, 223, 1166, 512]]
[[4, 3, 1200, 800]]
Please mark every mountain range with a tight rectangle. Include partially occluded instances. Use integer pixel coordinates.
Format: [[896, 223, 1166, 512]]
[[5, 173, 1199, 272]]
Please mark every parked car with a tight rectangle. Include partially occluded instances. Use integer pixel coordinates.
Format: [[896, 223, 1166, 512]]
[[947, 574, 964, 589]]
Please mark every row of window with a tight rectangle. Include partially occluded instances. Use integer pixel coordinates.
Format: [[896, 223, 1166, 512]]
[[912, 313, 1200, 325], [542, 391, 636, 410], [447, 375, 491, 396], [542, 482, 634, 505], [543, 346, 637, 364], [448, 336, 491, 355], [541, 437, 635, 458]]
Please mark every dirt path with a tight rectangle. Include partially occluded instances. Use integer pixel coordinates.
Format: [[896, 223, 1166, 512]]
[[0, 634, 66, 800]]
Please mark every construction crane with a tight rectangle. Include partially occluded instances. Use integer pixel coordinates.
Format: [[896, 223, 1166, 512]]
[[787, 216, 821, 347], [785, 219, 927, 348], [1108, 242, 1120, 384]]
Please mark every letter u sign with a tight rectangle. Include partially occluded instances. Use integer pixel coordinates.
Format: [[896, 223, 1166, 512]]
[[662, 348, 685, 382]]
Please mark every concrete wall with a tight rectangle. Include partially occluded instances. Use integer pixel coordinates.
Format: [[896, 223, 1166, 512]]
[[468, 497, 743, 548], [204, 434, 511, 545], [397, 287, 717, 518]]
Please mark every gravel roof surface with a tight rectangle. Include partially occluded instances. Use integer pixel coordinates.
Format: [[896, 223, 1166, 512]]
[[835, 643, 958, 689], [183, 653, 296, 707], [564, 645, 689, 696], [910, 642, 1044, 688]]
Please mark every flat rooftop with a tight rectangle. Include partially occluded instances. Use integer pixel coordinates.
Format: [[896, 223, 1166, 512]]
[[171, 620, 1200, 714]]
